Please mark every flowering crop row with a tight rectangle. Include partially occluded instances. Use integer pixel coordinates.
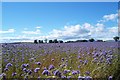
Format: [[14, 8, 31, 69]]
[[0, 42, 120, 80]]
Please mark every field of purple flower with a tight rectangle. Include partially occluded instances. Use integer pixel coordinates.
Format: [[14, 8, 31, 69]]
[[0, 42, 120, 80]]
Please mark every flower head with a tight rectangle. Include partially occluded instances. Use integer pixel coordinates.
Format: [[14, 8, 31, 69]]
[[35, 62, 41, 65], [34, 68, 40, 73], [53, 70, 61, 77], [48, 64, 55, 70], [6, 63, 13, 68], [12, 72, 17, 76], [42, 70, 50, 76]]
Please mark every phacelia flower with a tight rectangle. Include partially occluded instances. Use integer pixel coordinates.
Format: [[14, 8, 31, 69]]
[[53, 70, 61, 77], [42, 70, 50, 76], [35, 62, 41, 65], [12, 72, 17, 76], [6, 63, 13, 68], [34, 68, 40, 73], [48, 64, 55, 70]]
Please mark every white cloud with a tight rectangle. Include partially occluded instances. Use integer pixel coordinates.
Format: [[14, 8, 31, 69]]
[[103, 13, 118, 21], [48, 23, 118, 41], [36, 26, 42, 29], [108, 27, 118, 33], [48, 24, 90, 40], [95, 23, 104, 32], [0, 29, 15, 34], [1, 25, 118, 43], [22, 29, 41, 35], [98, 13, 118, 22]]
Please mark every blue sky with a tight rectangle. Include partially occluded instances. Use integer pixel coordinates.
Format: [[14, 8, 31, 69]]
[[1, 2, 119, 42]]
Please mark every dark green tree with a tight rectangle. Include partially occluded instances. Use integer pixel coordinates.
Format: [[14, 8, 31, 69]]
[[44, 39, 47, 43], [49, 40, 53, 43], [113, 36, 119, 42], [39, 40, 43, 43], [53, 39, 58, 43], [34, 39, 38, 44], [89, 38, 95, 42], [59, 40, 63, 43]]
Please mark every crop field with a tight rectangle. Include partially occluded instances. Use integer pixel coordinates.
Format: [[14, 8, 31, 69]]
[[0, 42, 120, 80]]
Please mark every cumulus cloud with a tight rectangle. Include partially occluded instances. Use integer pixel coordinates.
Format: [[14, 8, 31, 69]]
[[98, 13, 118, 22], [48, 24, 90, 40], [1, 24, 118, 43], [0, 29, 15, 34], [47, 22, 118, 41], [103, 13, 118, 21], [22, 29, 41, 35], [95, 23, 105, 32]]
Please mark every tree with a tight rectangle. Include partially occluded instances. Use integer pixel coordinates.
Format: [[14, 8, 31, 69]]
[[39, 40, 43, 43], [41, 40, 43, 43], [44, 39, 47, 43], [89, 38, 95, 42], [97, 40, 103, 42], [113, 36, 119, 42], [49, 40, 53, 43], [53, 39, 58, 43], [59, 40, 63, 43], [34, 40, 38, 44], [82, 40, 88, 42]]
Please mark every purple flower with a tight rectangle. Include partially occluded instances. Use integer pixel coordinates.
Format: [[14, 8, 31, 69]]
[[42, 70, 50, 76], [35, 62, 41, 65], [6, 63, 13, 68], [28, 70, 32, 75], [108, 50, 113, 55], [78, 76, 85, 80], [21, 64, 26, 68], [77, 70, 80, 74], [93, 53, 99, 58], [23, 68, 28, 73], [78, 65, 81, 68], [72, 70, 80, 75], [53, 70, 61, 77], [61, 76, 66, 78], [21, 63, 29, 69], [67, 76, 72, 79], [108, 76, 112, 80], [25, 63, 29, 67], [4, 68, 9, 72], [34, 68, 40, 73], [80, 60, 83, 63], [12, 72, 17, 76], [66, 60, 68, 62], [1, 73, 6, 80], [84, 60, 88, 65], [93, 58, 98, 63], [63, 69, 70, 74], [85, 76, 92, 80], [61, 58, 64, 61], [43, 67, 47, 70], [38, 76, 41, 80], [61, 64, 66, 68], [51, 58, 54, 61], [85, 71, 90, 75], [102, 51, 107, 56], [48, 64, 55, 70], [78, 56, 81, 59], [106, 58, 112, 64]]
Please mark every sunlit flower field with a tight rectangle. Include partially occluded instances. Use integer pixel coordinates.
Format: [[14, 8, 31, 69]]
[[0, 42, 120, 80]]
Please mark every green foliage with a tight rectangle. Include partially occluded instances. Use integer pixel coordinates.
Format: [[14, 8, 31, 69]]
[[113, 36, 119, 42]]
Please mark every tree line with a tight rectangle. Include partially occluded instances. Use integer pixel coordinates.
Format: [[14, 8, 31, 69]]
[[34, 36, 119, 44]]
